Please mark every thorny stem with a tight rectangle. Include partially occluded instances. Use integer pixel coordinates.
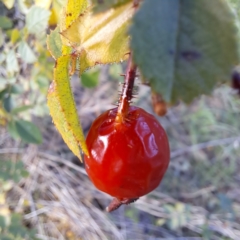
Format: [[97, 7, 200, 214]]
[[115, 54, 137, 123]]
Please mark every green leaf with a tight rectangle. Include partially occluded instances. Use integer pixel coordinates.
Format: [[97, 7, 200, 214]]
[[0, 88, 7, 99], [81, 69, 99, 88], [0, 16, 13, 29], [0, 159, 28, 183], [47, 26, 62, 59], [11, 84, 24, 94], [20, 170, 29, 178], [0, 29, 4, 47], [26, 6, 50, 34], [11, 213, 22, 224], [36, 75, 49, 89], [6, 50, 19, 74], [130, 0, 240, 103], [3, 95, 14, 112], [0, 84, 23, 100], [15, 160, 24, 169], [11, 105, 33, 114], [1, 236, 13, 240], [14, 119, 42, 144], [109, 63, 123, 81], [18, 41, 37, 64], [0, 159, 10, 169], [0, 215, 6, 228], [12, 174, 21, 183], [7, 121, 21, 140], [9, 217, 27, 237], [0, 172, 11, 181]]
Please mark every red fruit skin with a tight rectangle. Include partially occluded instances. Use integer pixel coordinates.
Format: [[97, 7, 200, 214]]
[[84, 106, 170, 200]]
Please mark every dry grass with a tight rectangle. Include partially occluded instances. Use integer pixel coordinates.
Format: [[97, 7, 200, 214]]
[[1, 144, 239, 239], [0, 73, 240, 239]]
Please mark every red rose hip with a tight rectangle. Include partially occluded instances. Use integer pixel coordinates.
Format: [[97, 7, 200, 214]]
[[84, 106, 170, 202]]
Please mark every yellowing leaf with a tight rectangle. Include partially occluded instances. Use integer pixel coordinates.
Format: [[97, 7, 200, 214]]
[[61, 1, 134, 73], [65, 0, 88, 28], [61, 0, 88, 55], [2, 0, 14, 9], [49, 8, 58, 26], [0, 205, 10, 217], [175, 202, 185, 213], [49, 7, 59, 26], [47, 55, 89, 160], [48, 83, 82, 160], [35, 0, 52, 9], [11, 29, 20, 44], [0, 107, 7, 126], [49, 0, 66, 26]]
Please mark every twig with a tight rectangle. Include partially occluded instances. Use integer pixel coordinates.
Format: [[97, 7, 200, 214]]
[[171, 136, 240, 158], [180, 186, 216, 199]]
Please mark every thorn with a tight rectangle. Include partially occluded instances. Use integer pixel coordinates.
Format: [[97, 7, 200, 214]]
[[124, 52, 131, 57], [131, 95, 138, 99], [120, 74, 126, 77], [112, 103, 119, 106]]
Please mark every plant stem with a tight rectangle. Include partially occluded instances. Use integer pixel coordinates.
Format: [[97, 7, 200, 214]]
[[115, 54, 137, 123]]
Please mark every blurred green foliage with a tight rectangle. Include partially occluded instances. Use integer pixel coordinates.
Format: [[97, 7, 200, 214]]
[[0, 213, 38, 240], [81, 68, 100, 88], [0, 0, 59, 144], [0, 159, 38, 239]]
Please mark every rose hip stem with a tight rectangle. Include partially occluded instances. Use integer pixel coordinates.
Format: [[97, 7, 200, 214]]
[[115, 54, 137, 123]]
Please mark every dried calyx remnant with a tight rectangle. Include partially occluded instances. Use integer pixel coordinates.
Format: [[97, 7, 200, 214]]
[[106, 197, 138, 212]]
